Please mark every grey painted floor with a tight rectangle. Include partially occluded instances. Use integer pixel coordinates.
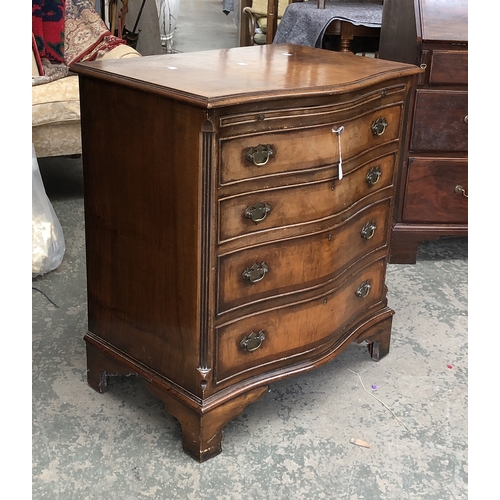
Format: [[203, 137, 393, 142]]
[[172, 0, 239, 53], [32, 2, 468, 499], [33, 155, 468, 499]]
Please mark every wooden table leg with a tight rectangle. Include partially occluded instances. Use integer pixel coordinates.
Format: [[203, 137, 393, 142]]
[[340, 21, 355, 52]]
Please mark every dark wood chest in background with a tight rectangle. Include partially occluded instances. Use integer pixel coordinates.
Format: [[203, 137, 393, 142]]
[[378, 0, 468, 263], [73, 45, 419, 461]]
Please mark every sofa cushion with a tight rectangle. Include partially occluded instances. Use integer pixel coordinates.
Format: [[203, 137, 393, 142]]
[[32, 122, 82, 158], [32, 45, 139, 130], [32, 76, 80, 127]]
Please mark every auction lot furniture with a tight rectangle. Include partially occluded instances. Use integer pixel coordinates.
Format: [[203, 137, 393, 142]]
[[73, 44, 419, 461], [378, 0, 468, 263]]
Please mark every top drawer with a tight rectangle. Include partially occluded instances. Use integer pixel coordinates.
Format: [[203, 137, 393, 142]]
[[219, 105, 402, 185], [428, 50, 468, 85]]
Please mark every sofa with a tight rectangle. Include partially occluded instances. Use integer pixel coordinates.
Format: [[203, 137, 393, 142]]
[[32, 0, 141, 159]]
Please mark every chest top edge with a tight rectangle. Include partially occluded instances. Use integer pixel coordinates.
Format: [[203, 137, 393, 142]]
[[72, 45, 421, 109]]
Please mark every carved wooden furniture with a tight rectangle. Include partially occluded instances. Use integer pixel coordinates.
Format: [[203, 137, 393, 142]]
[[323, 16, 381, 54], [378, 0, 468, 263], [318, 0, 384, 54], [73, 44, 419, 461], [271, 0, 383, 53]]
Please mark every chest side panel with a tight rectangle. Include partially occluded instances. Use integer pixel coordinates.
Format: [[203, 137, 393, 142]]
[[79, 77, 207, 393]]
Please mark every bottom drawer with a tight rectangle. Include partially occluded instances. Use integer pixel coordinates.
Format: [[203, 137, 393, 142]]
[[215, 259, 386, 384], [403, 157, 468, 224]]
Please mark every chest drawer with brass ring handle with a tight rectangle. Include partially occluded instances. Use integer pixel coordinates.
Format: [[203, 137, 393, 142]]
[[356, 280, 372, 299], [246, 144, 274, 166], [361, 221, 377, 240], [371, 117, 388, 136], [455, 185, 468, 198], [242, 262, 269, 283], [240, 330, 266, 352], [244, 202, 271, 223], [366, 166, 382, 186]]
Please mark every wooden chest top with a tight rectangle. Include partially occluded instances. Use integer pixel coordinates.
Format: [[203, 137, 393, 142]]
[[73, 44, 420, 107]]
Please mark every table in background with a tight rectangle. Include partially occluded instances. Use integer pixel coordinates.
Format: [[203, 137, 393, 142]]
[[270, 0, 383, 51]]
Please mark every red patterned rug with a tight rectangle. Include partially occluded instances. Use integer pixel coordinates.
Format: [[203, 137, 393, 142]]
[[64, 0, 125, 66], [32, 0, 65, 64], [32, 0, 126, 69]]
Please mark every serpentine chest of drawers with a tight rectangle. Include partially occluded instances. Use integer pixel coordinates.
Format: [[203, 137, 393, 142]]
[[73, 44, 419, 461]]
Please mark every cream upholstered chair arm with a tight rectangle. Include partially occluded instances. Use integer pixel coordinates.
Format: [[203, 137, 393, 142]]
[[95, 43, 141, 60], [32, 40, 141, 158]]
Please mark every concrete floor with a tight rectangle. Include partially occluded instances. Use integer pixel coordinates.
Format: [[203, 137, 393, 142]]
[[172, 0, 239, 53], [31, 2, 469, 498], [32, 154, 468, 500]]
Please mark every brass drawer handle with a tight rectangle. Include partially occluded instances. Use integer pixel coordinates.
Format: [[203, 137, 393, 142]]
[[355, 280, 371, 299], [246, 144, 274, 166], [240, 330, 266, 352], [361, 221, 377, 240], [242, 262, 269, 283], [455, 185, 468, 198], [365, 166, 382, 186], [371, 117, 388, 137], [244, 202, 271, 223], [464, 115, 468, 124]]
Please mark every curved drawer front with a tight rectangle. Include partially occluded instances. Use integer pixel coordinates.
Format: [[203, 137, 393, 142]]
[[218, 198, 391, 314], [219, 154, 395, 242], [220, 105, 402, 185], [215, 259, 386, 384]]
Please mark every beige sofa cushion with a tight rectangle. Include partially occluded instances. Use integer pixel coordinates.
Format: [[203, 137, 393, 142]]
[[32, 75, 80, 127], [32, 45, 140, 129], [32, 122, 82, 161], [32, 44, 141, 158]]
